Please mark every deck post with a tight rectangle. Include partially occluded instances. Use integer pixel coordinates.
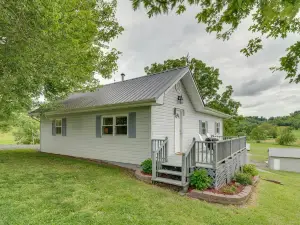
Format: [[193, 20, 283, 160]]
[[214, 142, 218, 169], [230, 139, 233, 156], [181, 153, 186, 185], [151, 141, 156, 180], [165, 136, 168, 162]]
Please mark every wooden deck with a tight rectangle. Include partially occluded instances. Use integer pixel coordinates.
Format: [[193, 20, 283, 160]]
[[151, 136, 247, 188]]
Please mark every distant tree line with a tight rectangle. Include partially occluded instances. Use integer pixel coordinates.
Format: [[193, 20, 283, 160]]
[[227, 111, 300, 145]]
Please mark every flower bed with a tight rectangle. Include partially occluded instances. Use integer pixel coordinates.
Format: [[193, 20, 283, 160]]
[[135, 169, 152, 184], [187, 176, 259, 205]]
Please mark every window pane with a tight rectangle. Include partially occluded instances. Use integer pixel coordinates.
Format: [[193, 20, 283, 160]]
[[103, 126, 113, 134], [56, 127, 62, 134], [116, 126, 127, 135], [56, 119, 62, 126], [116, 117, 127, 125], [103, 117, 113, 125]]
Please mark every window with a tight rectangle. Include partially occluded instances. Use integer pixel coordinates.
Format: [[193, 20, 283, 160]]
[[115, 116, 127, 135], [202, 121, 207, 135], [216, 122, 220, 134], [56, 119, 62, 135], [102, 116, 128, 136], [103, 117, 113, 135]]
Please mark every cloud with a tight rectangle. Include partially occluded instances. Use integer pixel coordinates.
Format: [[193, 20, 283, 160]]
[[243, 101, 265, 109], [234, 73, 283, 96], [106, 1, 300, 117]]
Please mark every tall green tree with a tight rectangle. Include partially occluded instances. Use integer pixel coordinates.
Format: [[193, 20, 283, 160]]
[[145, 57, 222, 103], [132, 0, 300, 83], [145, 56, 241, 116], [0, 0, 123, 122]]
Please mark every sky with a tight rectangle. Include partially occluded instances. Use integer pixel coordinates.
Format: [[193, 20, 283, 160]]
[[99, 1, 300, 118]]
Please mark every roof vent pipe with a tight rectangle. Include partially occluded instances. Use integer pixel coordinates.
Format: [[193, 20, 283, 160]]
[[121, 73, 125, 81]]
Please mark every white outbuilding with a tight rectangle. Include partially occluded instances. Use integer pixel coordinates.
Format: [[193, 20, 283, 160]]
[[269, 148, 300, 173]]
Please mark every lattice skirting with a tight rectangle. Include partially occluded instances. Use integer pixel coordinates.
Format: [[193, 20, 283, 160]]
[[199, 149, 248, 189]]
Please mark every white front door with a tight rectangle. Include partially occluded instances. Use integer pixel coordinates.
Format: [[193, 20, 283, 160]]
[[174, 108, 182, 154]]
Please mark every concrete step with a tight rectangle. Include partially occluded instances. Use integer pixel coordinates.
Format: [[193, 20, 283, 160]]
[[157, 169, 182, 176], [153, 177, 186, 187]]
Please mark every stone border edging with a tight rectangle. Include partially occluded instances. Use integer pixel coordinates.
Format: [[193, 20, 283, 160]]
[[187, 176, 259, 205], [135, 169, 152, 184]]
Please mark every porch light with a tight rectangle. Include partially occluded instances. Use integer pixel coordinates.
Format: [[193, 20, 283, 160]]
[[177, 95, 183, 104]]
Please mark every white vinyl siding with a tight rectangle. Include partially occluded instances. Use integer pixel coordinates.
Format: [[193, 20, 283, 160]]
[[40, 107, 150, 165], [151, 81, 223, 155]]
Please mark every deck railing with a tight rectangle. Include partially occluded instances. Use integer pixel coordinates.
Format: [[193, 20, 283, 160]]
[[182, 136, 246, 184], [151, 137, 168, 180]]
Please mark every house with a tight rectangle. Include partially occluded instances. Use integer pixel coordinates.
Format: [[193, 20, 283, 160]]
[[269, 148, 300, 172], [32, 67, 247, 189]]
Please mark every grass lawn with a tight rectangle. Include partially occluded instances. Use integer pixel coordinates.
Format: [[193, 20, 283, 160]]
[[248, 142, 300, 163], [1, 150, 300, 225], [0, 131, 15, 144]]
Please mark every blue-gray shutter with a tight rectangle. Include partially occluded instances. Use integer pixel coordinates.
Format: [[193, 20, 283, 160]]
[[62, 118, 67, 136], [205, 121, 208, 134], [199, 120, 202, 134], [52, 120, 56, 136], [128, 112, 136, 138], [96, 115, 102, 138]]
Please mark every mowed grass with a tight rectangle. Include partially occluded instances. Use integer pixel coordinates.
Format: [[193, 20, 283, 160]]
[[1, 150, 300, 225], [0, 131, 15, 144]]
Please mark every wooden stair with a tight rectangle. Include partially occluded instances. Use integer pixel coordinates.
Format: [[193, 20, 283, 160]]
[[152, 177, 184, 186]]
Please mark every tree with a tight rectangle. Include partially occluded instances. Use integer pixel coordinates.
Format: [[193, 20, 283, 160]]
[[145, 57, 222, 103], [259, 123, 278, 138], [13, 114, 40, 144], [250, 126, 267, 143], [0, 0, 123, 122], [276, 127, 296, 145], [145, 57, 241, 116], [132, 0, 300, 83], [207, 85, 241, 116]]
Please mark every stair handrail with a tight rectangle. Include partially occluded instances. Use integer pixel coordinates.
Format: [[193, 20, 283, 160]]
[[181, 137, 196, 185], [151, 137, 168, 180]]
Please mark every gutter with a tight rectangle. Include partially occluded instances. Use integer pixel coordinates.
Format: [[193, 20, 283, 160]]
[[200, 107, 232, 119], [33, 98, 156, 117]]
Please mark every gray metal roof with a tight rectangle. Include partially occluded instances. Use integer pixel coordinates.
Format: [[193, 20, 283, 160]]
[[56, 67, 189, 111], [269, 148, 300, 158]]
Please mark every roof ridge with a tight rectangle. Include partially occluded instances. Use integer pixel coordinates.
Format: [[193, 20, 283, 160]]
[[100, 66, 189, 88]]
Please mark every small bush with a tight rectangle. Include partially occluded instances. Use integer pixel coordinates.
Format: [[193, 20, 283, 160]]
[[234, 172, 252, 185], [243, 164, 258, 176], [141, 159, 152, 174], [222, 185, 237, 195], [276, 128, 296, 145], [190, 169, 212, 191], [13, 114, 40, 144], [250, 126, 267, 143]]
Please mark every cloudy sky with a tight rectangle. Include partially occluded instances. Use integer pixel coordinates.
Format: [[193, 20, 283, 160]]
[[101, 1, 300, 118]]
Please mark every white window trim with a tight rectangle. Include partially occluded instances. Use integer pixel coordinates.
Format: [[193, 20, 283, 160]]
[[102, 115, 128, 136], [55, 119, 62, 136]]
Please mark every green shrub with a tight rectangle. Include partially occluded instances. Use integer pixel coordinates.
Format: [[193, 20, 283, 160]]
[[141, 159, 152, 174], [13, 114, 40, 144], [276, 127, 296, 145], [222, 185, 237, 194], [234, 172, 252, 185], [190, 169, 212, 191], [250, 126, 267, 143], [243, 164, 258, 176]]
